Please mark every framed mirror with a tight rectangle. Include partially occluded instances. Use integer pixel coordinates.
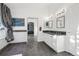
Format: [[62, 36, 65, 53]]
[[45, 20, 53, 28], [56, 16, 65, 28]]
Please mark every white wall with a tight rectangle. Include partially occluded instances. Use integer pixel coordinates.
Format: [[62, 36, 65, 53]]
[[37, 17, 44, 42], [64, 3, 79, 55]]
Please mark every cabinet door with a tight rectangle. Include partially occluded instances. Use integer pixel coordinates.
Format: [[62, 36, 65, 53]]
[[45, 34, 50, 45], [57, 36, 65, 52], [43, 33, 48, 43], [51, 35, 57, 51], [52, 35, 57, 47], [46, 34, 52, 47], [43, 33, 52, 48]]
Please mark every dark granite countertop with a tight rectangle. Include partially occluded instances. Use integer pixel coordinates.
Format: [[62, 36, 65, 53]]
[[43, 30, 66, 35]]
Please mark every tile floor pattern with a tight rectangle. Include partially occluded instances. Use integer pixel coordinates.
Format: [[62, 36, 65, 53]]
[[0, 34, 73, 56]]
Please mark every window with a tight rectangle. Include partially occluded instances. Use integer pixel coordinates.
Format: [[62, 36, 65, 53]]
[[12, 18, 25, 26]]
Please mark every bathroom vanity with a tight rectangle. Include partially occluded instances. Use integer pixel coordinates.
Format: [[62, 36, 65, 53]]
[[43, 30, 66, 53], [42, 8, 66, 53]]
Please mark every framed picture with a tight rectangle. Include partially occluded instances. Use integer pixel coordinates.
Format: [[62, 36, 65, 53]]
[[12, 18, 25, 26], [56, 16, 65, 28]]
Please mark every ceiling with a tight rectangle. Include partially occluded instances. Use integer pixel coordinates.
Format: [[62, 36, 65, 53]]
[[5, 3, 74, 17]]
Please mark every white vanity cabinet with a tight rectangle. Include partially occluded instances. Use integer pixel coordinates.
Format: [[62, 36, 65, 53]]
[[46, 34, 52, 47], [43, 33, 65, 53], [56, 35, 65, 52], [43, 33, 50, 43], [52, 35, 65, 53]]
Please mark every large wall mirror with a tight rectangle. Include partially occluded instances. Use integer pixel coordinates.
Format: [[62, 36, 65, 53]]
[[56, 16, 65, 28], [45, 20, 53, 28]]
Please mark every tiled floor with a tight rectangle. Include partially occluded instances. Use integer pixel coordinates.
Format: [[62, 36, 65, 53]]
[[0, 43, 26, 56], [0, 34, 73, 56]]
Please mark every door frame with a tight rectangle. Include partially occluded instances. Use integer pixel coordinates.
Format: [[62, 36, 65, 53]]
[[27, 17, 38, 41]]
